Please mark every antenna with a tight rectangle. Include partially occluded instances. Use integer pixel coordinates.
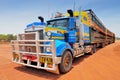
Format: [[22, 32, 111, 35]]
[[79, 6, 82, 17], [48, 4, 50, 19], [51, 13, 54, 19]]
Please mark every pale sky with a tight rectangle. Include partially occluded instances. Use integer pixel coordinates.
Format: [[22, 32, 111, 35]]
[[0, 0, 120, 37]]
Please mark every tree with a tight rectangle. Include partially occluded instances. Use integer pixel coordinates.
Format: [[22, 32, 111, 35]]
[[0, 34, 17, 42]]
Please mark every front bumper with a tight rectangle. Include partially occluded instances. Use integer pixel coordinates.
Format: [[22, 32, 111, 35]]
[[11, 33, 61, 71]]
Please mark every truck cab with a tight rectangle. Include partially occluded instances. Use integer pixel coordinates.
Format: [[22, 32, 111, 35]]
[[46, 17, 78, 47]]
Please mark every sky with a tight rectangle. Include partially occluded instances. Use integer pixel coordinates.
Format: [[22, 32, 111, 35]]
[[0, 0, 120, 37]]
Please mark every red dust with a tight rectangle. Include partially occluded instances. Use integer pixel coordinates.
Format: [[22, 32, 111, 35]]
[[0, 41, 120, 80]]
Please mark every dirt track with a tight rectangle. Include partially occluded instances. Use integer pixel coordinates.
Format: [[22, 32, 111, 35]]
[[0, 41, 120, 80]]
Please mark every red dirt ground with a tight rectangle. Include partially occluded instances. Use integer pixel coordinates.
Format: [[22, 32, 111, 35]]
[[0, 41, 120, 80]]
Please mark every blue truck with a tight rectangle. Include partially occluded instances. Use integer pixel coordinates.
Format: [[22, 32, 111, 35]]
[[11, 9, 115, 74]]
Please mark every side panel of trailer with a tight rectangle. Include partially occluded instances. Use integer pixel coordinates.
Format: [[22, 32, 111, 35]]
[[83, 24, 91, 43]]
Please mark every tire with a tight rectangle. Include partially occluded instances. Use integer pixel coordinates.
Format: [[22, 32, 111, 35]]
[[90, 45, 96, 55], [102, 43, 105, 48], [59, 50, 73, 73], [100, 43, 105, 48]]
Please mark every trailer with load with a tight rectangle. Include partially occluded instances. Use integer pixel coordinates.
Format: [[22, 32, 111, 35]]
[[11, 9, 115, 74]]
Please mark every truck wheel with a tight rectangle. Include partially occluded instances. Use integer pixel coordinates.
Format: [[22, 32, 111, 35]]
[[101, 43, 105, 48], [59, 50, 73, 73], [90, 45, 96, 55]]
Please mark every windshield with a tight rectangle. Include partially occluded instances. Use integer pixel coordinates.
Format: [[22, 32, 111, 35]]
[[47, 18, 69, 28]]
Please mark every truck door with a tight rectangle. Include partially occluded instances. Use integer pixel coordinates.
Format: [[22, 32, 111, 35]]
[[67, 18, 77, 43]]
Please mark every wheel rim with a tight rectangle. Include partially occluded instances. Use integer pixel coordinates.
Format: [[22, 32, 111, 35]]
[[59, 51, 72, 73], [64, 54, 71, 68]]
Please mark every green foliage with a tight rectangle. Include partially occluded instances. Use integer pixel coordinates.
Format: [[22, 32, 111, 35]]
[[115, 37, 120, 40], [0, 34, 16, 42]]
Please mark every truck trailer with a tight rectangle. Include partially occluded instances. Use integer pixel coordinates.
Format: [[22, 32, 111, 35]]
[[11, 9, 115, 74]]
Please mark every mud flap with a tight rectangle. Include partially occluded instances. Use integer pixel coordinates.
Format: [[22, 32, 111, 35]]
[[46, 65, 60, 74]]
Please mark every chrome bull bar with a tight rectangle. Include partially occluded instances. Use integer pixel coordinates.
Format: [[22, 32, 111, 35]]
[[11, 32, 61, 71]]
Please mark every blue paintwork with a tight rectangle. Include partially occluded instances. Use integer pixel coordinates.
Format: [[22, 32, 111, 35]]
[[44, 17, 91, 56], [51, 33, 64, 37], [69, 18, 75, 29], [45, 17, 77, 56], [83, 24, 90, 43], [44, 40, 73, 57], [67, 18, 77, 43], [54, 40, 73, 57], [25, 17, 91, 57], [26, 22, 46, 28], [68, 30, 77, 42], [51, 33, 65, 40]]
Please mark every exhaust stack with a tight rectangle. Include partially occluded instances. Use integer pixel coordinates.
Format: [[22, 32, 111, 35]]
[[67, 9, 73, 17], [38, 16, 44, 22]]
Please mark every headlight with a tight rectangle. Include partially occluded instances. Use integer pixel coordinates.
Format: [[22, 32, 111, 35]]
[[46, 47, 51, 52], [47, 31, 51, 37]]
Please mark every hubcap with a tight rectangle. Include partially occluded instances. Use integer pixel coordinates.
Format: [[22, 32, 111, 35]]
[[64, 55, 70, 67]]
